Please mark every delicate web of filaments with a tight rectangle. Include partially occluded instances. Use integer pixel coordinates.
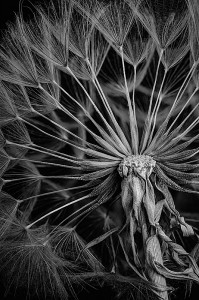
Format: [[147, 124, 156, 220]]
[[1, 0, 199, 231]]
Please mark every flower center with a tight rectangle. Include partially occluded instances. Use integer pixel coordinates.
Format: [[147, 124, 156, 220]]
[[118, 155, 156, 179]]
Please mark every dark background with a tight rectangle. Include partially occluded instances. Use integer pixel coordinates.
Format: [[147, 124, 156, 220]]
[[0, 1, 20, 30]]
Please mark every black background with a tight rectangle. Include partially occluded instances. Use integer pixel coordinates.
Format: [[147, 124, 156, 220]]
[[0, 1, 20, 30]]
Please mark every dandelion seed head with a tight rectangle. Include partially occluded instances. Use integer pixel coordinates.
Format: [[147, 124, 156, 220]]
[[118, 155, 156, 179], [0, 0, 199, 299]]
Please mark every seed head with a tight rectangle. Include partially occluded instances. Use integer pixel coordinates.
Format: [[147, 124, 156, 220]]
[[118, 154, 156, 179], [0, 0, 199, 299]]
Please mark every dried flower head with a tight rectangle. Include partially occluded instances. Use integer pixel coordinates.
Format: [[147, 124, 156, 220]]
[[0, 0, 199, 299]]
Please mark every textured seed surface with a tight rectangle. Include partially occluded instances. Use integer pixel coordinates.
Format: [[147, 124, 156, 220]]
[[118, 155, 156, 179]]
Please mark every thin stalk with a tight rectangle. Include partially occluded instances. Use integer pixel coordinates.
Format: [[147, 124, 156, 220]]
[[164, 63, 196, 123], [26, 106, 94, 149], [132, 66, 139, 149], [53, 81, 126, 154], [66, 65, 131, 154], [46, 199, 95, 237], [9, 152, 80, 169], [147, 69, 168, 147], [58, 200, 95, 229], [51, 81, 125, 153], [6, 140, 81, 165], [164, 88, 198, 136], [146, 64, 196, 152], [120, 46, 138, 154], [58, 101, 125, 157], [26, 109, 120, 160], [77, 114, 86, 159], [163, 99, 199, 146], [21, 116, 105, 155], [85, 58, 132, 154], [19, 184, 87, 202], [26, 194, 90, 229], [3, 175, 68, 184], [175, 113, 199, 140], [118, 235, 147, 280], [42, 87, 124, 157], [140, 49, 164, 153]]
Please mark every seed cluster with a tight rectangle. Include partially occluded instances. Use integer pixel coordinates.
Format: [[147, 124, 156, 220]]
[[118, 155, 156, 179]]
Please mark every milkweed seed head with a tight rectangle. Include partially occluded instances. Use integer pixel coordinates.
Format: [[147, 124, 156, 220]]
[[0, 0, 199, 299]]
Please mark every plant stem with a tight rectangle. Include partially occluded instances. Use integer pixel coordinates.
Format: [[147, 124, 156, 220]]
[[120, 168, 168, 299], [147, 235, 168, 300]]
